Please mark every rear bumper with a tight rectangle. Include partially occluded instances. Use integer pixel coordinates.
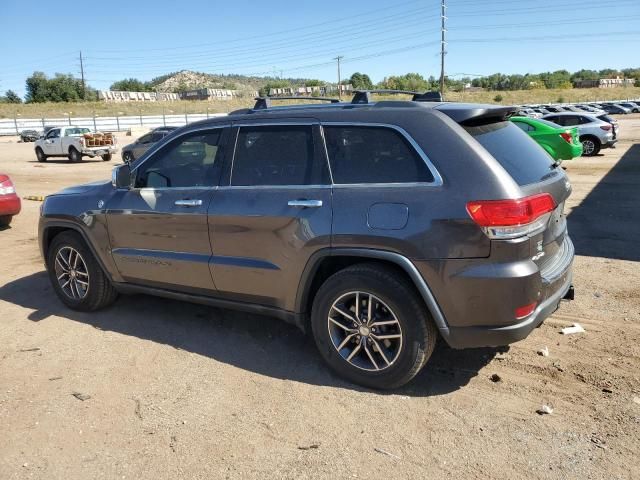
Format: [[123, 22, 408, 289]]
[[445, 271, 573, 349], [422, 236, 575, 348], [82, 146, 117, 157], [0, 195, 21, 216], [603, 139, 618, 149]]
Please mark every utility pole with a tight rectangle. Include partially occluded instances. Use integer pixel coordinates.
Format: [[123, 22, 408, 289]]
[[79, 50, 86, 100], [439, 0, 447, 96], [334, 55, 344, 99]]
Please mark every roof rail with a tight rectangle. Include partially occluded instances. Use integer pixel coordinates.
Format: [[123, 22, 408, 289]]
[[351, 89, 444, 104], [253, 96, 340, 110]]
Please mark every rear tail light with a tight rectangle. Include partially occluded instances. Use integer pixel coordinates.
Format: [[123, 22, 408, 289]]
[[0, 178, 16, 196], [600, 125, 611, 131], [559, 132, 573, 143], [466, 193, 556, 239], [515, 302, 537, 319]]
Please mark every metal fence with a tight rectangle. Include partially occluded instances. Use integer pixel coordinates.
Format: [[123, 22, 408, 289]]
[[0, 112, 227, 136]]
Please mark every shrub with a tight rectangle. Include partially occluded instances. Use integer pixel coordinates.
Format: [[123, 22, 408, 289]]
[[493, 94, 503, 102]]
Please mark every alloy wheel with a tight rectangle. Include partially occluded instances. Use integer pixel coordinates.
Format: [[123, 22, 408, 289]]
[[327, 291, 403, 372], [54, 246, 90, 300], [582, 139, 595, 155]]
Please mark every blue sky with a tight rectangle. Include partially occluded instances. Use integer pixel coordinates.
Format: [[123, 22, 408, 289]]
[[1, 0, 639, 97]]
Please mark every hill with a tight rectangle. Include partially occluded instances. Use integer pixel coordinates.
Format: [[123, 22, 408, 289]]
[[150, 70, 315, 93]]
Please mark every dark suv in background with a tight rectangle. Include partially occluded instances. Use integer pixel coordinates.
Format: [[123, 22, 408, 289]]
[[39, 93, 574, 389]]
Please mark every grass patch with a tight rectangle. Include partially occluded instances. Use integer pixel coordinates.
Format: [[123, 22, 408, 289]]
[[1, 87, 638, 119]]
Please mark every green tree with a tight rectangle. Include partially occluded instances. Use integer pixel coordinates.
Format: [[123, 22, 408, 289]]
[[304, 79, 324, 87], [4, 90, 22, 103], [25, 71, 94, 102], [259, 80, 292, 96], [110, 78, 153, 91], [349, 72, 373, 90]]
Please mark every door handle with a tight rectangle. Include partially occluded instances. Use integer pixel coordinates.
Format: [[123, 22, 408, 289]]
[[288, 199, 323, 208], [174, 199, 203, 207]]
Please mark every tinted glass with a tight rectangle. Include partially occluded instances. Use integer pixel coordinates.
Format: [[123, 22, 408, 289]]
[[135, 129, 222, 188], [46, 129, 60, 139], [465, 121, 557, 186], [231, 125, 327, 186], [597, 114, 614, 123], [138, 133, 152, 144], [535, 118, 562, 129], [151, 132, 165, 142], [513, 121, 534, 132], [323, 126, 434, 184]]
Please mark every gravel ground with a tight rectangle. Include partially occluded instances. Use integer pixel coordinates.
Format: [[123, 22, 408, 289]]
[[0, 120, 639, 479]]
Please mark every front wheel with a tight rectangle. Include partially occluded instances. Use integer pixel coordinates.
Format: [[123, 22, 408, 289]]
[[35, 147, 47, 162], [69, 148, 82, 163], [102, 153, 112, 161], [47, 231, 118, 311], [311, 264, 437, 389]]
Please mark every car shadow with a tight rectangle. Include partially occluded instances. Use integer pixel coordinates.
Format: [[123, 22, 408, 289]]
[[0, 271, 500, 396], [27, 160, 106, 164], [567, 143, 640, 261]]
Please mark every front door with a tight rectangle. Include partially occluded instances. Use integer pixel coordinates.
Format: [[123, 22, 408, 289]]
[[42, 128, 62, 155], [105, 127, 227, 294], [208, 122, 332, 311]]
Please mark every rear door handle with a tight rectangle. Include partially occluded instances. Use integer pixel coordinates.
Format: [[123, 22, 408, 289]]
[[174, 199, 203, 207], [288, 199, 323, 208]]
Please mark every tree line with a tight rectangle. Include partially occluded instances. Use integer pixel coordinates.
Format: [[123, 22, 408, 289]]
[[3, 68, 638, 104]]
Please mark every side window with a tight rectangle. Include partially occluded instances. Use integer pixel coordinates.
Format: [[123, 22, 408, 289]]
[[514, 122, 534, 132], [151, 132, 165, 142], [323, 125, 435, 184], [135, 129, 223, 189], [138, 133, 152, 144], [579, 116, 594, 125], [46, 129, 60, 139], [231, 125, 327, 186]]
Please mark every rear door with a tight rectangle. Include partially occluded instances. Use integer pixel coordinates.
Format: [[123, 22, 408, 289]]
[[105, 127, 227, 294], [207, 121, 332, 311]]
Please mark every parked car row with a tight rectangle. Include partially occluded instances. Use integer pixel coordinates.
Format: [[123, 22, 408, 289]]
[[517, 100, 640, 118]]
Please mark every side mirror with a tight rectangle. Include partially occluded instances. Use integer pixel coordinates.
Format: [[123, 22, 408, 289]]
[[112, 164, 132, 189]]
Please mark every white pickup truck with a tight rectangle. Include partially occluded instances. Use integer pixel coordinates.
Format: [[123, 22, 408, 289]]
[[34, 126, 117, 163]]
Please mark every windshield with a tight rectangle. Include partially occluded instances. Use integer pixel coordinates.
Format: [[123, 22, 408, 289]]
[[465, 121, 558, 186]]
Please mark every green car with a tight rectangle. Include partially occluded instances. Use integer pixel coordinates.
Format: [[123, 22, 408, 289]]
[[510, 116, 583, 160]]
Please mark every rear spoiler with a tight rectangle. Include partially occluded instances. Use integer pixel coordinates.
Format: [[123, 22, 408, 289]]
[[434, 104, 517, 126]]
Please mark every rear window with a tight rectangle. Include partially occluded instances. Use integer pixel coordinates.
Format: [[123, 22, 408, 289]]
[[465, 121, 557, 186], [597, 114, 614, 123]]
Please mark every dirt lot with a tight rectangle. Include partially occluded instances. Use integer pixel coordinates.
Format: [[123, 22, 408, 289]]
[[1, 121, 639, 479]]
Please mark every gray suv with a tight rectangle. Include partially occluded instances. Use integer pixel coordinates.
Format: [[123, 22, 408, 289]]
[[39, 94, 575, 389]]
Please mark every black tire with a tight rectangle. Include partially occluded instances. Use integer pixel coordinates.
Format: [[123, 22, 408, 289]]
[[47, 231, 118, 311], [580, 136, 601, 156], [69, 147, 82, 163], [0, 215, 12, 227], [102, 153, 112, 161], [35, 147, 47, 163], [311, 263, 438, 389], [122, 151, 134, 163]]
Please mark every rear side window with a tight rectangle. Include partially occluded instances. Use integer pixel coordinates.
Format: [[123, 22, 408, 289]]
[[231, 125, 328, 186], [323, 125, 434, 184], [513, 121, 535, 132], [465, 122, 557, 186]]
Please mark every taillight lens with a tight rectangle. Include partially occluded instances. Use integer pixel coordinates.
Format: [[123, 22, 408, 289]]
[[466, 193, 556, 239], [600, 125, 611, 131], [0, 178, 16, 196], [560, 132, 573, 143]]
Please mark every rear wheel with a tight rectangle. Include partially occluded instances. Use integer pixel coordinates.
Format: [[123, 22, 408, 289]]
[[0, 215, 12, 227], [47, 231, 118, 311], [580, 136, 601, 156], [311, 264, 437, 389], [35, 147, 47, 162], [102, 153, 112, 161], [69, 147, 82, 163]]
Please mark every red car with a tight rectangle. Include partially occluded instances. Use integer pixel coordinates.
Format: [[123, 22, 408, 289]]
[[0, 174, 21, 227]]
